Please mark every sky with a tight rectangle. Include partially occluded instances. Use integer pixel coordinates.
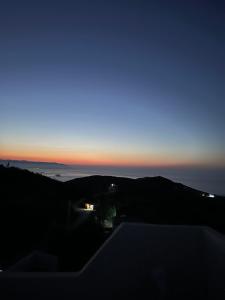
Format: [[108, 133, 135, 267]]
[[0, 0, 225, 167]]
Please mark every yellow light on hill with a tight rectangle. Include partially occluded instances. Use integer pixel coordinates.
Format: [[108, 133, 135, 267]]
[[85, 203, 94, 210]]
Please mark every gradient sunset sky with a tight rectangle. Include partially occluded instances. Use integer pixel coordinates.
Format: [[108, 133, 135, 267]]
[[0, 0, 225, 167]]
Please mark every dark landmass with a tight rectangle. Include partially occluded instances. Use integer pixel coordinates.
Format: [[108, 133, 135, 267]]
[[0, 159, 67, 168], [66, 175, 225, 229], [0, 166, 104, 271], [1, 165, 225, 272], [0, 165, 67, 269]]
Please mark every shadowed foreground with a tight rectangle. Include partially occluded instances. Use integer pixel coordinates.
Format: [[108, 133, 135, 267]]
[[1, 223, 225, 299]]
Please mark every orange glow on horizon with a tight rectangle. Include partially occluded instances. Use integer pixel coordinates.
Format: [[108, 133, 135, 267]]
[[0, 147, 222, 168]]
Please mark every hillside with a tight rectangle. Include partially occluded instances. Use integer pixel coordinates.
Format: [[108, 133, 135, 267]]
[[65, 174, 203, 200], [66, 175, 225, 230], [0, 165, 67, 268], [1, 165, 225, 271]]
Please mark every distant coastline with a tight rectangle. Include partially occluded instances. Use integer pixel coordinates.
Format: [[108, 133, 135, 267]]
[[0, 159, 67, 167]]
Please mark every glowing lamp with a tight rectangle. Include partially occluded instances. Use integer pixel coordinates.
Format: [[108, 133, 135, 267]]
[[85, 203, 94, 210], [208, 194, 215, 198]]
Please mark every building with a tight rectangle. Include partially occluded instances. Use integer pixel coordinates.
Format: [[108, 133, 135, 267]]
[[1, 223, 225, 299]]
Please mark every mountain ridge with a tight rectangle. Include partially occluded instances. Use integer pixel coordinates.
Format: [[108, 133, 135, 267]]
[[0, 159, 66, 167]]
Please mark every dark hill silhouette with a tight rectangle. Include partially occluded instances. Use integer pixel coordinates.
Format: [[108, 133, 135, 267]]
[[65, 174, 202, 205], [65, 175, 134, 198], [0, 165, 66, 219], [0, 165, 67, 269], [65, 175, 225, 231]]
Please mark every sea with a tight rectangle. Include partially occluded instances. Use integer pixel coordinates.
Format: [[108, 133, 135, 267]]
[[2, 160, 225, 196]]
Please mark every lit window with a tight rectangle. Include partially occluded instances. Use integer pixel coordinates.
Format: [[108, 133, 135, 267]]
[[85, 203, 94, 210]]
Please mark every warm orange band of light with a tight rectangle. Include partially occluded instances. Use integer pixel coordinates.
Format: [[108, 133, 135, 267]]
[[1, 144, 223, 168], [0, 150, 175, 167]]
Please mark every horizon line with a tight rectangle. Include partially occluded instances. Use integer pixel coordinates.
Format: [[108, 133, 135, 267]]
[[1, 158, 225, 170]]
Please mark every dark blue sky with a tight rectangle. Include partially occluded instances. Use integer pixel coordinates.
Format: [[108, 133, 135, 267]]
[[0, 0, 225, 166]]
